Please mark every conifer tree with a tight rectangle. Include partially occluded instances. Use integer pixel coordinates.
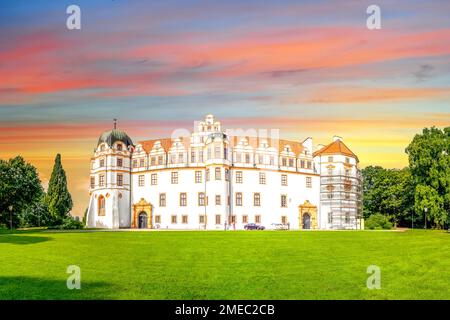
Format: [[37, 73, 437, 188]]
[[44, 154, 73, 225]]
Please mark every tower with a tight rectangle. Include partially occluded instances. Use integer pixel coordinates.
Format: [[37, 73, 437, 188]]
[[86, 122, 134, 228], [313, 136, 363, 229]]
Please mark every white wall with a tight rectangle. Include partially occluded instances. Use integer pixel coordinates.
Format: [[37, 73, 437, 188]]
[[130, 166, 319, 230]]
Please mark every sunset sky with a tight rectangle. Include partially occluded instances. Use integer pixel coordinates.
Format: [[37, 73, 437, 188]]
[[1, 0, 449, 216]]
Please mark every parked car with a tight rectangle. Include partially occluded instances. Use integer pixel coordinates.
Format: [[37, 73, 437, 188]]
[[270, 223, 289, 230], [244, 223, 265, 230]]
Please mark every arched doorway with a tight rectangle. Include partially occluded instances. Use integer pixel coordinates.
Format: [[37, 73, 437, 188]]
[[302, 213, 311, 229], [132, 198, 153, 229], [298, 200, 318, 230], [138, 212, 148, 229]]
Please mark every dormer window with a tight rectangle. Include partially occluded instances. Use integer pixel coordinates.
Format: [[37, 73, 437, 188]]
[[100, 145, 105, 152], [117, 144, 123, 151]]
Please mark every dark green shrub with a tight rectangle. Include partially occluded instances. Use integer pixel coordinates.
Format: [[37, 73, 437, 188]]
[[365, 213, 393, 230], [47, 216, 84, 230]]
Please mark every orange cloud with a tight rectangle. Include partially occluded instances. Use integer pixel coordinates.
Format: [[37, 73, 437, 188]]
[[2, 26, 450, 101], [297, 86, 450, 103]]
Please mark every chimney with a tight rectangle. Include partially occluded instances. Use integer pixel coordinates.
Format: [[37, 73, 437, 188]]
[[333, 135, 343, 142]]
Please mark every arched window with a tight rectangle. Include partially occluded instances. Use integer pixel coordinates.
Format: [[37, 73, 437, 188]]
[[98, 195, 105, 216], [117, 144, 123, 151]]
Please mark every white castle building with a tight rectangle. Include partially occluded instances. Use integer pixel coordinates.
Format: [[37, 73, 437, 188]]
[[86, 114, 363, 230]]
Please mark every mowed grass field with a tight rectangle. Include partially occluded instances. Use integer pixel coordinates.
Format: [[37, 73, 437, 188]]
[[0, 229, 449, 299]]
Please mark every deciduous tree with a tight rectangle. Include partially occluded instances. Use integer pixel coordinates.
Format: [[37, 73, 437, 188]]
[[0, 156, 43, 228], [406, 127, 450, 228]]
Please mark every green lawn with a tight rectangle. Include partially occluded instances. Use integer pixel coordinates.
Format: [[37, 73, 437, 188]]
[[0, 229, 449, 299]]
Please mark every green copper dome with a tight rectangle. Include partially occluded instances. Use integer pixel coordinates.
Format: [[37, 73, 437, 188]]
[[97, 129, 133, 148]]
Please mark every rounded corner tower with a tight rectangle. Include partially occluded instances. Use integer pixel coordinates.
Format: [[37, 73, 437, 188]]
[[86, 126, 134, 229]]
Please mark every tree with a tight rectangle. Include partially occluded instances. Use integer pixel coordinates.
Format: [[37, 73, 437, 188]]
[[82, 208, 88, 226], [0, 156, 43, 228], [406, 127, 450, 228], [414, 185, 445, 228], [18, 200, 50, 228], [44, 154, 73, 225], [361, 165, 385, 218], [361, 166, 414, 226]]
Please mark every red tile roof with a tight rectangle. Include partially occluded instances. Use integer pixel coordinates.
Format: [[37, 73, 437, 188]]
[[139, 137, 190, 153], [139, 136, 306, 155], [313, 139, 358, 161]]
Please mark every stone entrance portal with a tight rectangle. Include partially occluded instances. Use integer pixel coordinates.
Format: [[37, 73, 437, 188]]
[[298, 200, 318, 230], [132, 198, 152, 229]]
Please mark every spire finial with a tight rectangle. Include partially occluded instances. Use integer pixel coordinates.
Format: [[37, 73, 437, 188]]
[[113, 118, 117, 130]]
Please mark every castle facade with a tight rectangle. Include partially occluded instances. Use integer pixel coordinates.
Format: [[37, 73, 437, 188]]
[[86, 115, 363, 230]]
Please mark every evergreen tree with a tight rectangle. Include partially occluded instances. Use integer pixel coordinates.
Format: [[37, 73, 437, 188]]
[[82, 208, 88, 226], [44, 154, 73, 225]]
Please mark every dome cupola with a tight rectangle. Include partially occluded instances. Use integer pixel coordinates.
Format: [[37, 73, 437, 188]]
[[97, 119, 133, 148]]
